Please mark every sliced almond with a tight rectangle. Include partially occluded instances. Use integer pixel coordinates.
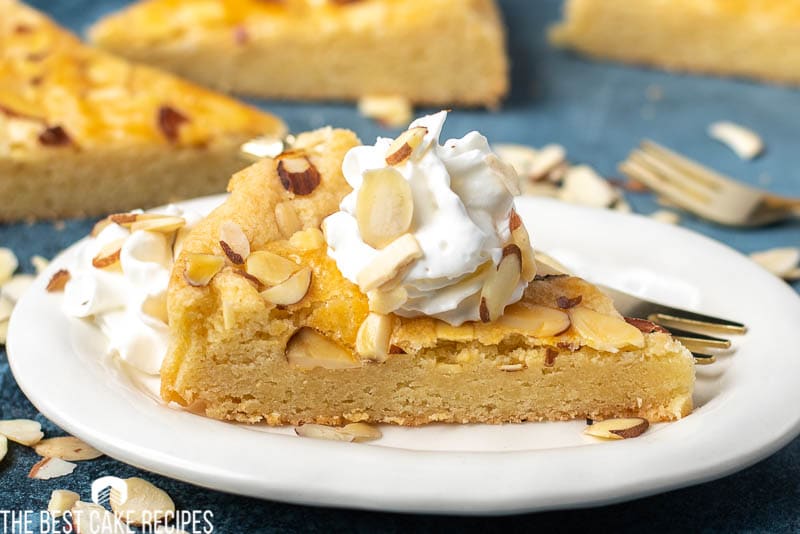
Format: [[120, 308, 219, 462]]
[[342, 422, 382, 442], [0, 419, 43, 446], [92, 238, 125, 270], [277, 156, 321, 196], [0, 320, 7, 345], [130, 215, 185, 234], [110, 477, 175, 526], [509, 210, 536, 282], [649, 209, 680, 225], [356, 168, 414, 249], [0, 247, 18, 285], [275, 201, 302, 238], [286, 328, 361, 370], [33, 256, 51, 273], [584, 417, 650, 440], [479, 245, 522, 323], [182, 253, 225, 287], [559, 165, 618, 208], [260, 267, 311, 305], [240, 136, 285, 161], [108, 212, 160, 228], [71, 501, 133, 534], [367, 285, 408, 314], [29, 457, 77, 480], [498, 363, 525, 372], [245, 250, 297, 286], [709, 121, 764, 160], [219, 221, 250, 264], [0, 296, 12, 323], [528, 144, 567, 182], [625, 317, 670, 334], [496, 304, 571, 337], [750, 247, 800, 279], [355, 312, 393, 362], [569, 306, 645, 352], [288, 227, 325, 251], [34, 436, 103, 461], [485, 153, 521, 195], [46, 269, 71, 292], [141, 293, 168, 324], [294, 424, 355, 442], [556, 295, 583, 309], [356, 234, 423, 292], [0, 435, 6, 463], [385, 126, 427, 165], [2, 274, 34, 302], [48, 489, 80, 518]]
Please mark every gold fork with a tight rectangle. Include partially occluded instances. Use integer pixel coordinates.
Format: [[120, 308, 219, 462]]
[[619, 140, 800, 227]]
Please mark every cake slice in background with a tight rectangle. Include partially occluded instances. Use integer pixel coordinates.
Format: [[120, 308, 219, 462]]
[[0, 0, 285, 222], [88, 0, 509, 107], [550, 0, 800, 86]]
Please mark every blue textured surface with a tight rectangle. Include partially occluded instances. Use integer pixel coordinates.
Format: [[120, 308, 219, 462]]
[[1, 0, 800, 531]]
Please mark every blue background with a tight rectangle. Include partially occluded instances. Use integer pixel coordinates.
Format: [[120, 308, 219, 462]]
[[1, 0, 799, 531]]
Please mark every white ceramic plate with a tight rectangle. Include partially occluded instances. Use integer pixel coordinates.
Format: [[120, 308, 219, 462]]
[[8, 195, 800, 515]]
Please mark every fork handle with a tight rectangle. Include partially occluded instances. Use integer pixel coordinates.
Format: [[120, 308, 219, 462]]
[[764, 195, 800, 217]]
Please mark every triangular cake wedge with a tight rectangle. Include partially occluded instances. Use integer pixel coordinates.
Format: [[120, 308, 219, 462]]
[[0, 0, 285, 221], [164, 126, 694, 426], [88, 0, 508, 107]]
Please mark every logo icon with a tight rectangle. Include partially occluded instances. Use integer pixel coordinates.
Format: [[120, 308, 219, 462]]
[[91, 476, 128, 507]]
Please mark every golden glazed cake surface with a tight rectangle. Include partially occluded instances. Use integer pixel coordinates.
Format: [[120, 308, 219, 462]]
[[164, 127, 694, 426], [0, 0, 285, 221], [550, 0, 800, 86], [89, 0, 509, 106]]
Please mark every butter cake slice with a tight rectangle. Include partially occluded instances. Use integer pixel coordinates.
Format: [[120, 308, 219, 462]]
[[0, 0, 285, 221], [89, 0, 509, 107], [164, 119, 694, 426], [550, 0, 800, 86]]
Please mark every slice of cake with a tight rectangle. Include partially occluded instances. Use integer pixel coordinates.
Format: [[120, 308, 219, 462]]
[[164, 112, 694, 426], [88, 0, 509, 107], [550, 0, 800, 86], [0, 0, 285, 222]]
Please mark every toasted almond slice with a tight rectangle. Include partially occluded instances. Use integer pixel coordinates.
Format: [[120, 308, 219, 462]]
[[295, 424, 355, 442], [485, 153, 521, 196], [72, 501, 133, 534], [183, 253, 225, 287], [385, 127, 427, 166], [0, 296, 13, 323], [34, 436, 103, 461], [649, 209, 680, 225], [0, 435, 6, 463], [0, 320, 7, 345], [709, 121, 764, 160], [479, 245, 522, 323], [92, 238, 125, 270], [584, 417, 650, 440], [492, 144, 539, 177], [342, 422, 382, 442], [0, 247, 18, 285], [356, 168, 414, 249], [277, 156, 321, 195], [559, 165, 618, 208], [90, 216, 114, 237], [509, 210, 536, 282], [260, 267, 311, 306], [528, 144, 567, 182], [141, 293, 168, 324], [130, 215, 185, 234], [286, 328, 361, 370], [2, 273, 35, 302], [288, 227, 325, 251], [29, 457, 77, 480], [367, 285, 408, 315], [275, 202, 302, 238], [356, 234, 423, 292], [245, 250, 297, 286], [48, 489, 80, 518], [358, 95, 412, 128], [108, 212, 163, 228], [496, 304, 571, 337], [46, 269, 71, 292], [569, 306, 645, 352], [355, 313, 393, 362], [110, 477, 175, 526], [0, 419, 43, 446], [625, 317, 670, 334], [219, 221, 250, 264], [750, 247, 800, 279]]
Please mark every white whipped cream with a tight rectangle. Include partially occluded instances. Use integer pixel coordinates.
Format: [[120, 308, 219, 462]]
[[324, 111, 527, 325], [63, 206, 202, 375]]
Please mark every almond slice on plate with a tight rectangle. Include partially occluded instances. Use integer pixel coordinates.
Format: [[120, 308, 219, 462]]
[[29, 457, 77, 480], [219, 221, 250, 265], [0, 419, 44, 446], [385, 126, 427, 166], [246, 250, 297, 286], [286, 328, 361, 370], [294, 423, 354, 442], [183, 253, 225, 287], [341, 422, 382, 442], [110, 477, 175, 526], [584, 417, 650, 440], [479, 245, 522, 323], [260, 267, 311, 306], [48, 489, 80, 518], [355, 312, 393, 362], [34, 436, 103, 461], [356, 234, 423, 292], [356, 168, 414, 249], [46, 269, 71, 292]]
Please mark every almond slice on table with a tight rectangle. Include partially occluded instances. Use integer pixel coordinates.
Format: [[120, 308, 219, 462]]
[[34, 436, 103, 461], [559, 165, 618, 208], [356, 167, 414, 249], [0, 435, 6, 463], [496, 304, 571, 337], [92, 238, 125, 270], [584, 417, 650, 440], [46, 269, 71, 292], [130, 215, 185, 234], [568, 306, 645, 352], [355, 312, 393, 362], [0, 247, 18, 285], [286, 328, 361, 370], [245, 250, 297, 286], [0, 419, 44, 445], [528, 144, 567, 182], [110, 477, 175, 526], [479, 245, 522, 323], [260, 267, 311, 305], [356, 234, 423, 292], [509, 210, 536, 282], [29, 457, 77, 480], [71, 501, 133, 534], [277, 155, 321, 195], [385, 126, 427, 166], [1, 273, 35, 302], [218, 221, 250, 265], [182, 253, 225, 287], [0, 296, 13, 323], [48, 489, 80, 518], [749, 247, 800, 279], [708, 121, 764, 160]]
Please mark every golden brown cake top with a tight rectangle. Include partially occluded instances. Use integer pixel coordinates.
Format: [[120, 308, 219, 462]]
[[0, 0, 284, 152]]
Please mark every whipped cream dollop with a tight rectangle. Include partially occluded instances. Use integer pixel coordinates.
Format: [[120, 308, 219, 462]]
[[63, 206, 202, 375], [324, 111, 529, 325]]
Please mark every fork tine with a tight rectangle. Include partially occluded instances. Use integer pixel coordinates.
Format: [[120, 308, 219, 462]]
[[629, 151, 712, 201], [664, 326, 732, 349], [619, 159, 707, 212], [641, 140, 733, 190]]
